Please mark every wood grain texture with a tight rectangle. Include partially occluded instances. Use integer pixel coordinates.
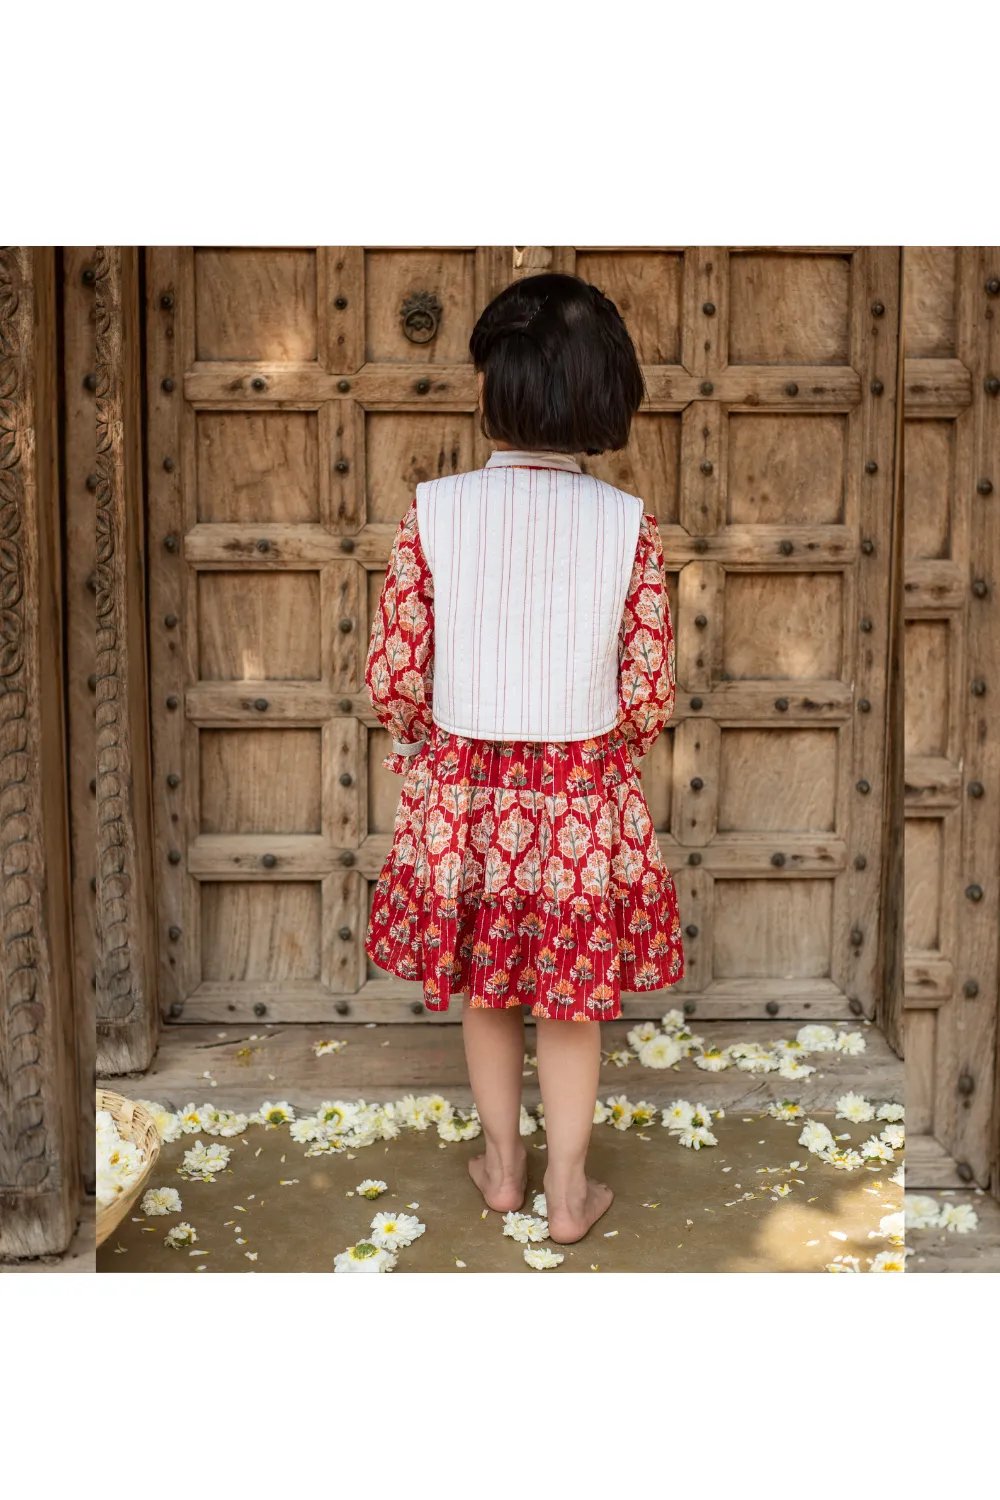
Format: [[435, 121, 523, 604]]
[[902, 246, 1000, 1192], [0, 249, 79, 1257], [98, 1019, 902, 1114], [94, 248, 158, 1074], [62, 247, 99, 1189]]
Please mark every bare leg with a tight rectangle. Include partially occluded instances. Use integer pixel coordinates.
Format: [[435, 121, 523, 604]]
[[536, 1016, 613, 1243], [462, 999, 527, 1212]]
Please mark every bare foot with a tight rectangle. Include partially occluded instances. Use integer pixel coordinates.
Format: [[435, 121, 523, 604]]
[[468, 1150, 527, 1212], [545, 1178, 614, 1244]]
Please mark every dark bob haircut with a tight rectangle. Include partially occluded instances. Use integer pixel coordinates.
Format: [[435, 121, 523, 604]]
[[469, 272, 646, 456]]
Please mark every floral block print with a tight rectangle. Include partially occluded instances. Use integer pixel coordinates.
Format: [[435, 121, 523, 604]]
[[364, 497, 683, 1021]]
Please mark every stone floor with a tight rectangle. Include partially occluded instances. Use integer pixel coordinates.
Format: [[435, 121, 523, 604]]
[[97, 1113, 903, 1275]]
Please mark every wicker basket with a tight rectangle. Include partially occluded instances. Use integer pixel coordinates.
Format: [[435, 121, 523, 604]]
[[95, 1091, 162, 1248]]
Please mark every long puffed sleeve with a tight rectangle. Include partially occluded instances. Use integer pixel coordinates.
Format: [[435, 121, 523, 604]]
[[364, 497, 435, 774], [615, 512, 676, 761]]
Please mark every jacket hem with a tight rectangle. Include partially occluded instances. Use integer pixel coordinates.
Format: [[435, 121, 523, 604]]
[[430, 717, 620, 744]]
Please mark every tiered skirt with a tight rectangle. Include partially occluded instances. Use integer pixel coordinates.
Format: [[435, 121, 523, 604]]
[[364, 723, 684, 1022]]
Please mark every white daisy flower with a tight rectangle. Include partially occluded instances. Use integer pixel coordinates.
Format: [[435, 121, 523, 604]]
[[312, 1039, 347, 1056], [736, 1053, 780, 1074], [889, 1162, 905, 1188], [519, 1105, 539, 1136], [673, 1030, 703, 1056], [771, 1039, 807, 1060], [195, 1104, 234, 1135], [164, 1222, 197, 1249], [835, 1092, 876, 1123], [876, 1102, 905, 1123], [637, 1034, 683, 1069], [593, 1100, 610, 1125], [627, 1022, 660, 1050], [904, 1194, 942, 1229], [178, 1102, 207, 1134], [694, 1047, 730, 1072], [826, 1149, 865, 1171], [768, 1101, 805, 1122], [877, 1211, 905, 1243], [135, 1100, 183, 1144], [533, 1193, 547, 1216], [939, 1202, 979, 1234], [796, 1024, 838, 1051], [502, 1212, 549, 1244], [369, 1106, 401, 1141], [859, 1136, 894, 1162], [661, 1009, 686, 1033], [606, 1095, 635, 1131], [369, 1211, 426, 1251], [834, 1030, 867, 1055], [333, 1241, 397, 1273], [438, 1116, 481, 1142], [251, 1101, 295, 1127], [216, 1112, 249, 1137], [395, 1094, 435, 1130], [356, 1179, 388, 1200], [778, 1059, 816, 1081], [870, 1248, 906, 1272], [315, 1099, 359, 1132], [524, 1246, 564, 1270], [677, 1124, 718, 1150], [825, 1257, 861, 1273], [290, 1116, 328, 1144], [631, 1100, 658, 1128], [603, 1049, 634, 1069], [879, 1123, 905, 1151], [798, 1120, 835, 1156], [726, 1041, 768, 1061], [662, 1100, 695, 1131], [95, 1112, 147, 1206], [179, 1139, 232, 1176], [140, 1187, 182, 1217], [424, 1094, 454, 1124]]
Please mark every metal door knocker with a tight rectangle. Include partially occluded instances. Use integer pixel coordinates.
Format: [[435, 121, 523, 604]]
[[401, 290, 442, 343]]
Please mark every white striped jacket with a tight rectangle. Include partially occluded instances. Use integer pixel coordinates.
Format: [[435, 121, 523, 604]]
[[414, 449, 644, 744]]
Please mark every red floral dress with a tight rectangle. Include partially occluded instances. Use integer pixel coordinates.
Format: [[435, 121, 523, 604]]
[[363, 492, 684, 1021]]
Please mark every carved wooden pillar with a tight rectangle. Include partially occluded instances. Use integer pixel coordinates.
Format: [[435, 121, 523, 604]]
[[94, 248, 159, 1075], [0, 247, 80, 1257]]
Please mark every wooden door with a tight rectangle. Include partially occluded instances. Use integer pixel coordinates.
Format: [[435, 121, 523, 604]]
[[555, 248, 902, 1026], [902, 247, 1000, 1190], [145, 246, 902, 1028]]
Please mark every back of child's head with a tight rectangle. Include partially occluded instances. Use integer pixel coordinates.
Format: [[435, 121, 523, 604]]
[[469, 273, 646, 456]]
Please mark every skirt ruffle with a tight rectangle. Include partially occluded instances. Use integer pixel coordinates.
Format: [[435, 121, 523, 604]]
[[364, 723, 684, 1021]]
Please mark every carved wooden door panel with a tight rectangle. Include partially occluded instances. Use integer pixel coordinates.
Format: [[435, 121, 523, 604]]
[[146, 246, 901, 1029], [146, 247, 508, 1025], [902, 247, 1000, 1190], [552, 247, 902, 1024]]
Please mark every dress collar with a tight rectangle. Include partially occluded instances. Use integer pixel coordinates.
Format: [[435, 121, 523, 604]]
[[484, 448, 583, 474]]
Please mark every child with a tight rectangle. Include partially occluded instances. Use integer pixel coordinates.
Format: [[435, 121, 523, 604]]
[[364, 273, 683, 1244]]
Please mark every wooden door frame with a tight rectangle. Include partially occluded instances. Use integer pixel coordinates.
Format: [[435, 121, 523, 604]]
[[0, 248, 81, 1257], [93, 247, 159, 1076], [902, 247, 1000, 1194]]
